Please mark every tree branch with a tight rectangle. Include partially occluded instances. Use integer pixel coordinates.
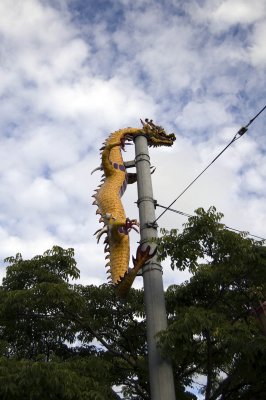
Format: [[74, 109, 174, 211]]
[[67, 311, 138, 369]]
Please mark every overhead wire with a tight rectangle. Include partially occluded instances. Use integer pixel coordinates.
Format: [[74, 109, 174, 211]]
[[153, 104, 266, 224], [155, 203, 266, 241]]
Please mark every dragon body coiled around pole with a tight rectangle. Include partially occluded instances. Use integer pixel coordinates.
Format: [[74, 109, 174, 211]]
[[92, 119, 176, 297]]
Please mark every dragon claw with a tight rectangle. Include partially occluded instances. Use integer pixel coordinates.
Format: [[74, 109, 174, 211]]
[[118, 218, 139, 235], [115, 245, 157, 297], [132, 245, 157, 267], [120, 137, 133, 152]]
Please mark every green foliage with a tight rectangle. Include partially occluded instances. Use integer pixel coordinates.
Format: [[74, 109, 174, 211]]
[[0, 246, 149, 399], [0, 246, 82, 360], [3, 246, 79, 290], [1, 210, 266, 400], [74, 284, 150, 399], [0, 357, 112, 400], [157, 207, 266, 399]]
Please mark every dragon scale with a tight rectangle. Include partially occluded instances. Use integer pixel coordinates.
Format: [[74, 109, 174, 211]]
[[92, 120, 176, 296]]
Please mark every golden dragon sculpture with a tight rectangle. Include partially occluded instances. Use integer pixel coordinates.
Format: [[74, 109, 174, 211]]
[[92, 119, 176, 297]]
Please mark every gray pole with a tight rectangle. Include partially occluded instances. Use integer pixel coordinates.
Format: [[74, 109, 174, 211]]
[[134, 135, 176, 400]]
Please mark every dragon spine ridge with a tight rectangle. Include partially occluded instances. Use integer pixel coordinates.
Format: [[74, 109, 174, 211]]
[[92, 119, 176, 297]]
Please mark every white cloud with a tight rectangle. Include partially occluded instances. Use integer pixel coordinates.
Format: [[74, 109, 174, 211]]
[[174, 99, 232, 132], [249, 21, 266, 66], [186, 0, 266, 31], [214, 0, 266, 25]]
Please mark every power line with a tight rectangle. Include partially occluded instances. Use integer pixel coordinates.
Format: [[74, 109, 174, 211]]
[[155, 203, 266, 241], [153, 104, 266, 224], [223, 226, 265, 241], [155, 202, 191, 218]]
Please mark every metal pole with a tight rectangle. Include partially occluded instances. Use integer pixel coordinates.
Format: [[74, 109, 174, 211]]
[[134, 135, 176, 400]]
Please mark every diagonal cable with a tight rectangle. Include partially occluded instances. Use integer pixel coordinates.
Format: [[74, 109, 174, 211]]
[[155, 203, 266, 241], [153, 104, 266, 224]]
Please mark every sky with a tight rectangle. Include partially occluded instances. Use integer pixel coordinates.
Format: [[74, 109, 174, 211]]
[[0, 0, 266, 291]]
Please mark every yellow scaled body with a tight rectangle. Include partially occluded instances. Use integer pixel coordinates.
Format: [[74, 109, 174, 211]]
[[92, 120, 176, 296], [95, 128, 138, 283]]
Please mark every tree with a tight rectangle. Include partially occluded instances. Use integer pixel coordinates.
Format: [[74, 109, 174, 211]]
[[0, 245, 158, 399], [0, 245, 196, 399], [0, 246, 119, 399], [0, 246, 80, 361], [156, 207, 266, 400]]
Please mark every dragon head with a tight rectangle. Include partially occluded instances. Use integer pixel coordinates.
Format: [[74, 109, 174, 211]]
[[140, 119, 176, 147]]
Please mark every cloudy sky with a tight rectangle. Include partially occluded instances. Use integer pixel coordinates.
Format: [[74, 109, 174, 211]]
[[0, 0, 265, 289]]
